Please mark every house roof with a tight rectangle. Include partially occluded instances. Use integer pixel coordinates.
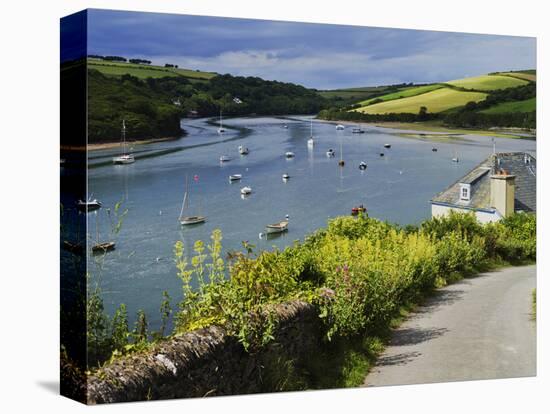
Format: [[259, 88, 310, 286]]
[[431, 152, 536, 213]]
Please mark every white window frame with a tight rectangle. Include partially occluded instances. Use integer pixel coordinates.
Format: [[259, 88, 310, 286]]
[[460, 184, 471, 201]]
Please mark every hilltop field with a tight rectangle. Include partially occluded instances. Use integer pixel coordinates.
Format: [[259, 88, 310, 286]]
[[318, 70, 536, 132]]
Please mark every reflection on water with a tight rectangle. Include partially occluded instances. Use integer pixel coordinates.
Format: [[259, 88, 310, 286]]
[[87, 116, 536, 330]]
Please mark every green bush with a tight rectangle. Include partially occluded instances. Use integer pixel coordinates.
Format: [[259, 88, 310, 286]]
[[88, 211, 535, 367]]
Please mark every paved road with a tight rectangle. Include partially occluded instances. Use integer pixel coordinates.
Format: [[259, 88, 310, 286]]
[[364, 265, 536, 387]]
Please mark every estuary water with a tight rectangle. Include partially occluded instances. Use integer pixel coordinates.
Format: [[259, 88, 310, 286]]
[[83, 116, 536, 329]]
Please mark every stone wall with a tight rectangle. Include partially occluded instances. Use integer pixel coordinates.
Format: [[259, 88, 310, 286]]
[[87, 300, 321, 404]]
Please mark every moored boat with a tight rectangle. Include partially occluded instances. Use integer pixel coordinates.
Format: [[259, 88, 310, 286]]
[[351, 205, 367, 216], [220, 155, 231, 162], [113, 120, 135, 165], [76, 198, 101, 212], [179, 175, 206, 226], [229, 174, 242, 181], [384, 144, 391, 149], [336, 124, 345, 130], [351, 127, 365, 134], [282, 173, 290, 180], [285, 151, 295, 158], [359, 161, 367, 170], [91, 241, 116, 254], [265, 219, 289, 234], [240, 186, 252, 195], [238, 145, 249, 155]]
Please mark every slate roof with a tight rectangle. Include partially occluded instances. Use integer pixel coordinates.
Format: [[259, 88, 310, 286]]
[[431, 152, 536, 213]]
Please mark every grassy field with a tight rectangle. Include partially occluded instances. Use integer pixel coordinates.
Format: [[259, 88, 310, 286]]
[[498, 72, 537, 82], [355, 88, 487, 114], [445, 74, 528, 91], [480, 97, 536, 114], [87, 59, 217, 80], [318, 86, 406, 103], [358, 84, 444, 106]]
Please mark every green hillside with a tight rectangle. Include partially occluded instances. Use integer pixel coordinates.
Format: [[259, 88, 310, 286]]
[[319, 70, 536, 130], [88, 59, 217, 81], [497, 71, 536, 82], [480, 97, 536, 114], [358, 84, 444, 106], [87, 67, 326, 143], [445, 74, 528, 91], [356, 88, 487, 114]]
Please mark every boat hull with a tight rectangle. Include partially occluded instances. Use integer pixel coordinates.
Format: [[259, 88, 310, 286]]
[[180, 216, 206, 225], [92, 242, 116, 254], [113, 156, 135, 165], [265, 221, 289, 234]]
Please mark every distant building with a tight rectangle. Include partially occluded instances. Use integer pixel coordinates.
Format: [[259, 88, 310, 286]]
[[431, 152, 536, 223]]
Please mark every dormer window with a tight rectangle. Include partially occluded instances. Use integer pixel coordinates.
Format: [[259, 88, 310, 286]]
[[460, 183, 471, 201]]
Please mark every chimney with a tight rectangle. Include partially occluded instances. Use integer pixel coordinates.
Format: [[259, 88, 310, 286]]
[[490, 169, 515, 218]]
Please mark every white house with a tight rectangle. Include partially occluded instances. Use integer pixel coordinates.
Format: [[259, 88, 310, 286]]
[[431, 152, 536, 223]]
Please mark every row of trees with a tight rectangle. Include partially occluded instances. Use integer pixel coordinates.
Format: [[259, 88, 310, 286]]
[[87, 55, 152, 65]]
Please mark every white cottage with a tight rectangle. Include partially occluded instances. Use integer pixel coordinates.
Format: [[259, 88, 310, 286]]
[[431, 152, 536, 223]]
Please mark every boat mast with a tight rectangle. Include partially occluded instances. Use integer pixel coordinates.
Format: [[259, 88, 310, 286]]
[[310, 118, 313, 138], [121, 119, 127, 155], [179, 175, 189, 220], [220, 110, 223, 129]]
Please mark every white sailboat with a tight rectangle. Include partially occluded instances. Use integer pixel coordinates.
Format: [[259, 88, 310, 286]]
[[229, 174, 242, 181], [218, 110, 226, 134], [76, 197, 101, 212], [336, 124, 345, 130], [179, 175, 206, 225], [307, 119, 314, 147], [113, 120, 135, 164], [452, 150, 459, 163]]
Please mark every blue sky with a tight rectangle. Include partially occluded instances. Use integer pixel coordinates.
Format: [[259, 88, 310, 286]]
[[85, 9, 536, 90]]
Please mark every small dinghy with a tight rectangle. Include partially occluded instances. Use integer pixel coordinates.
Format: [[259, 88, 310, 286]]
[[238, 146, 249, 155], [351, 205, 367, 216], [285, 151, 295, 158], [229, 174, 242, 181], [265, 219, 289, 234], [76, 198, 101, 212], [282, 173, 290, 180], [384, 144, 391, 149], [92, 241, 116, 255], [351, 127, 365, 134], [336, 124, 345, 130], [240, 186, 252, 195], [379, 153, 385, 157], [326, 148, 335, 157], [220, 155, 231, 162], [432, 147, 438, 152], [359, 162, 367, 170]]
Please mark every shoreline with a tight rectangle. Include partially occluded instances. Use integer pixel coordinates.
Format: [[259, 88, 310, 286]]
[[62, 136, 181, 152], [320, 119, 535, 139]]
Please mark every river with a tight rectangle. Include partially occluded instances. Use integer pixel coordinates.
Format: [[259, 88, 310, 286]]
[[78, 116, 536, 330]]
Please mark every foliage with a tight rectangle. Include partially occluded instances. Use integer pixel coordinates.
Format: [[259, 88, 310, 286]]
[[88, 211, 535, 370], [87, 68, 327, 143]]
